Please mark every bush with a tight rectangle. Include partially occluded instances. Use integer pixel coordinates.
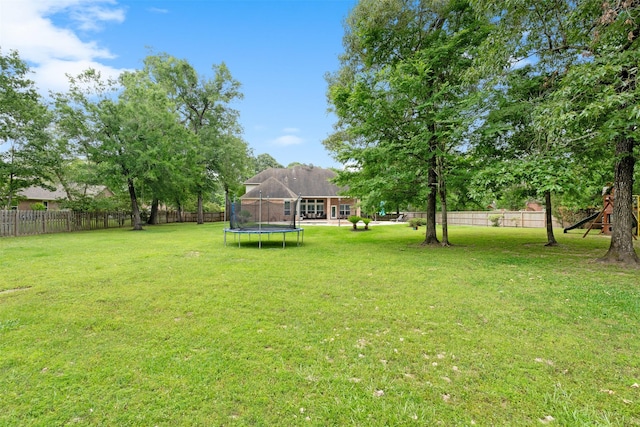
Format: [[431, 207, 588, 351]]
[[30, 202, 47, 211], [348, 215, 361, 230], [488, 214, 503, 227], [408, 217, 426, 228], [362, 217, 371, 230]]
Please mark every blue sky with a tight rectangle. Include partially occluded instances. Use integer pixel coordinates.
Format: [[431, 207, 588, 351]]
[[0, 0, 357, 168]]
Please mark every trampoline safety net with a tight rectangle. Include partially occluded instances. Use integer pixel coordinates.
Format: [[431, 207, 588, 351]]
[[229, 196, 300, 230]]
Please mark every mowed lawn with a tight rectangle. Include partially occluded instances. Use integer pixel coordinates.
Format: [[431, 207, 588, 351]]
[[1, 223, 639, 426]]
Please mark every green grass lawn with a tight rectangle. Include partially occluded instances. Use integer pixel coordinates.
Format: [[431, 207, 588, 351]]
[[1, 223, 639, 426]]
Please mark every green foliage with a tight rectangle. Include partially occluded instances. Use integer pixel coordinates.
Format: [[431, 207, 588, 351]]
[[0, 49, 52, 209], [252, 153, 283, 174], [29, 202, 46, 211], [326, 0, 491, 244], [59, 194, 128, 213], [348, 215, 361, 230], [140, 54, 247, 223], [2, 224, 639, 425], [408, 217, 427, 228], [51, 53, 250, 229], [488, 213, 502, 227], [470, 0, 640, 261]]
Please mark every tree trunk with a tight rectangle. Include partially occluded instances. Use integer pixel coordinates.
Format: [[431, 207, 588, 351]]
[[423, 143, 440, 245], [147, 198, 159, 225], [55, 172, 74, 202], [438, 161, 450, 247], [128, 178, 143, 231], [544, 190, 558, 247], [197, 192, 204, 224], [5, 171, 16, 210], [176, 200, 183, 223], [599, 137, 639, 265]]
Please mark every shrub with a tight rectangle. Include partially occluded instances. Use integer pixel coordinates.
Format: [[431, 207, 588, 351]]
[[488, 214, 503, 227], [362, 217, 371, 230], [348, 215, 361, 230], [408, 217, 426, 228], [30, 202, 47, 211]]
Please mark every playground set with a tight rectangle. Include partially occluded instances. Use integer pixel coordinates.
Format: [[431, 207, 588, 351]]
[[563, 187, 639, 237]]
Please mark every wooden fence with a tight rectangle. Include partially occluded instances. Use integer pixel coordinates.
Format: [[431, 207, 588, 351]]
[[0, 210, 225, 237], [403, 210, 563, 229], [159, 211, 224, 224]]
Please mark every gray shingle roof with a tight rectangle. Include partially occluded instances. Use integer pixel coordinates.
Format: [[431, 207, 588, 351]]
[[243, 166, 344, 199], [243, 176, 299, 199], [18, 186, 67, 200], [18, 184, 110, 201]]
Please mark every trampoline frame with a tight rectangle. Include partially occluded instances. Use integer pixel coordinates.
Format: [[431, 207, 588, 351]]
[[223, 227, 304, 248], [225, 191, 304, 248]]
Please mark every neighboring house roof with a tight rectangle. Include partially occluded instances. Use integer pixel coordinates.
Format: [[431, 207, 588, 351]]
[[18, 184, 111, 201], [19, 186, 67, 201], [243, 166, 344, 199]]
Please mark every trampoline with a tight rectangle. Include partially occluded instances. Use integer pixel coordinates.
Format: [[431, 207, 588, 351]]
[[224, 192, 304, 248]]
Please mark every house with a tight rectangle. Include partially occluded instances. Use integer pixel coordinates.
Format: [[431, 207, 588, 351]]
[[16, 184, 113, 210], [242, 166, 359, 221], [16, 186, 68, 210]]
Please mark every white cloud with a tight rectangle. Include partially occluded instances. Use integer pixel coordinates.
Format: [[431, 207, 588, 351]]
[[35, 59, 130, 94], [148, 7, 169, 14], [0, 0, 128, 95], [282, 127, 300, 133], [70, 4, 126, 31], [271, 135, 304, 147]]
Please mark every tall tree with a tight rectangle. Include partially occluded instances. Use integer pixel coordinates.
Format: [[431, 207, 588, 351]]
[[549, 1, 640, 264], [472, 0, 640, 265], [212, 133, 251, 219], [0, 49, 51, 209], [253, 153, 283, 174], [326, 0, 489, 245], [470, 66, 577, 246], [143, 53, 243, 224], [54, 68, 189, 230]]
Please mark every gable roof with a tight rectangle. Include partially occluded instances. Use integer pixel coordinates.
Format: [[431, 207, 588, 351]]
[[243, 166, 344, 199], [19, 186, 67, 201], [243, 176, 299, 199], [18, 184, 111, 201]]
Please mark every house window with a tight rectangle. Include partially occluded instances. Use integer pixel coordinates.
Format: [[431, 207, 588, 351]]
[[284, 200, 291, 216], [301, 199, 325, 217], [340, 204, 351, 217]]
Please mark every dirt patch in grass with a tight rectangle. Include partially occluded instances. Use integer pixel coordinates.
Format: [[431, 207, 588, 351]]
[[0, 286, 32, 294]]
